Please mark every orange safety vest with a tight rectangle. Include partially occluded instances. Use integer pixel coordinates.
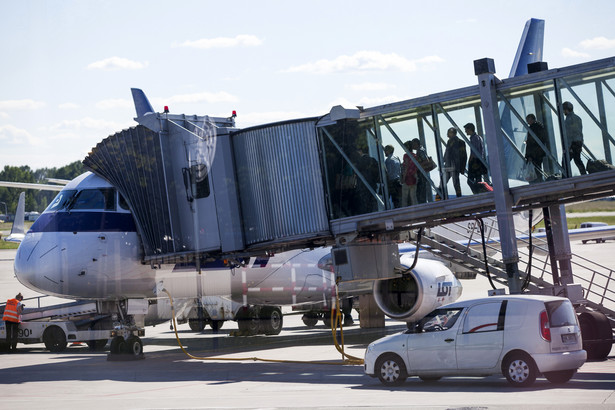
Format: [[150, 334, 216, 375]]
[[2, 298, 21, 323]]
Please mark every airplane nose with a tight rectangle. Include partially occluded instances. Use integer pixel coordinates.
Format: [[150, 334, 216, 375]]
[[14, 233, 62, 296]]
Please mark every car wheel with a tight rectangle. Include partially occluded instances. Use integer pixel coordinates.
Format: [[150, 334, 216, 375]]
[[376, 354, 407, 386], [43, 326, 67, 352], [544, 369, 576, 384], [503, 352, 536, 387], [419, 376, 442, 382], [582, 240, 587, 244]]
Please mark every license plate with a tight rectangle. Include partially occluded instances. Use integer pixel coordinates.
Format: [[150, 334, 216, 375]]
[[561, 333, 577, 344]]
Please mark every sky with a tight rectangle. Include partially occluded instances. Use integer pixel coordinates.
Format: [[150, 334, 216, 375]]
[[2, 0, 615, 169]]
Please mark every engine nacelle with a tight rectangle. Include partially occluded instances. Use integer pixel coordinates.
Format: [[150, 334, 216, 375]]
[[373, 257, 462, 322]]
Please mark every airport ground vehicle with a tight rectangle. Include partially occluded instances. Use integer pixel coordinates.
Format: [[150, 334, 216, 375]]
[[580, 222, 611, 244], [364, 295, 587, 387]]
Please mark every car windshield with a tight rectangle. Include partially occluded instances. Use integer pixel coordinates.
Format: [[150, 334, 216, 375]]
[[407, 308, 463, 333], [545, 300, 577, 327], [45, 190, 77, 212]]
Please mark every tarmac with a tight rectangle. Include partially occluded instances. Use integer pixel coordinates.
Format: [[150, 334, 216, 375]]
[[0, 241, 614, 409]]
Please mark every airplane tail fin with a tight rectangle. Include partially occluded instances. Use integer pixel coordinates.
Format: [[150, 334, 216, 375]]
[[131, 88, 156, 118], [509, 18, 545, 77], [10, 192, 25, 236]]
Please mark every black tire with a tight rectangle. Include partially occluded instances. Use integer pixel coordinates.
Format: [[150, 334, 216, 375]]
[[87, 321, 108, 351], [375, 353, 407, 386], [210, 320, 224, 331], [322, 312, 338, 329], [123, 336, 143, 356], [261, 306, 283, 335], [86, 339, 107, 351], [43, 326, 67, 352], [188, 318, 206, 332], [109, 336, 125, 354], [544, 369, 576, 384], [503, 352, 537, 387], [302, 313, 319, 328], [582, 240, 588, 244], [237, 307, 260, 335], [419, 376, 442, 382], [579, 311, 613, 361]]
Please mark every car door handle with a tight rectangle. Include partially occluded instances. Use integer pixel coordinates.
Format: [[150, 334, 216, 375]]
[[444, 338, 454, 343]]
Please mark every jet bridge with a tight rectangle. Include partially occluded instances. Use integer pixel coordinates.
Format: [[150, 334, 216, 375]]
[[84, 58, 615, 287]]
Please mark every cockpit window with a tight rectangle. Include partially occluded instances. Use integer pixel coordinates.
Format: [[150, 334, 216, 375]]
[[118, 193, 130, 210], [45, 190, 77, 212], [70, 188, 116, 211]]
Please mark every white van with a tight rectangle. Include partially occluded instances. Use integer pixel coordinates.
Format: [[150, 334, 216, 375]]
[[364, 295, 586, 387]]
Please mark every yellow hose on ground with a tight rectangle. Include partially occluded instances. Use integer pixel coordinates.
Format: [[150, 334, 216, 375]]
[[162, 289, 363, 366]]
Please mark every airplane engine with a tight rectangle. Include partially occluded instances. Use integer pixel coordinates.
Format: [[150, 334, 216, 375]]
[[372, 258, 462, 322]]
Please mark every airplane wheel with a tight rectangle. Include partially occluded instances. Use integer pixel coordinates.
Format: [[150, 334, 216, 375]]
[[302, 313, 318, 327], [579, 311, 613, 360], [43, 326, 67, 352], [261, 306, 283, 335], [210, 320, 224, 331], [109, 336, 125, 354], [123, 336, 143, 356], [188, 319, 206, 332]]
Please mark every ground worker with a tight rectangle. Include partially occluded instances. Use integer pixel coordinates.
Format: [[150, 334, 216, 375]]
[[3, 292, 24, 352]]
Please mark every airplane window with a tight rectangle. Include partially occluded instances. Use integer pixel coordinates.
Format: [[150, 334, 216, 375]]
[[45, 190, 77, 212], [71, 188, 116, 211]]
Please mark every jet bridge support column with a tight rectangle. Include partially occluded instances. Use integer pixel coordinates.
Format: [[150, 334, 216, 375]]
[[475, 58, 523, 294]]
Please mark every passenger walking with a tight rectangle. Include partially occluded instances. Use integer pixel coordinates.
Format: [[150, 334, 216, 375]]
[[465, 123, 488, 193], [562, 101, 586, 175], [401, 141, 418, 206], [3, 293, 24, 352], [438, 128, 466, 199], [384, 145, 402, 208], [525, 114, 549, 182], [411, 138, 430, 203]]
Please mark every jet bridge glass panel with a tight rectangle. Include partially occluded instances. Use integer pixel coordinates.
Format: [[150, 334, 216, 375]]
[[498, 66, 615, 181], [318, 118, 386, 219]]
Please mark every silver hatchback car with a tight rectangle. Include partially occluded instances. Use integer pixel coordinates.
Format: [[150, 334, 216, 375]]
[[364, 295, 586, 387]]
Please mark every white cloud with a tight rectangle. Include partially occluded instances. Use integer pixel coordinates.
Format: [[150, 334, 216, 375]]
[[156, 91, 239, 106], [96, 98, 133, 110], [176, 34, 263, 49], [284, 51, 445, 74], [0, 112, 8, 119], [0, 124, 43, 145], [58, 102, 79, 110], [347, 82, 395, 91], [47, 117, 125, 132], [235, 111, 312, 127], [0, 99, 45, 110], [87, 57, 149, 71], [580, 36, 615, 50], [561, 48, 590, 58], [328, 95, 405, 110]]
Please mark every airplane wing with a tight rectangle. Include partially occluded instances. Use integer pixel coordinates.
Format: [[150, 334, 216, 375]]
[[0, 181, 64, 191]]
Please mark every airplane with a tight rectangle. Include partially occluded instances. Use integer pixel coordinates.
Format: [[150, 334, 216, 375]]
[[2, 192, 26, 243], [4, 17, 589, 355]]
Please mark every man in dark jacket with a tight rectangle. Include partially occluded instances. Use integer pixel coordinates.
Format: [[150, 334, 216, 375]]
[[525, 114, 549, 182]]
